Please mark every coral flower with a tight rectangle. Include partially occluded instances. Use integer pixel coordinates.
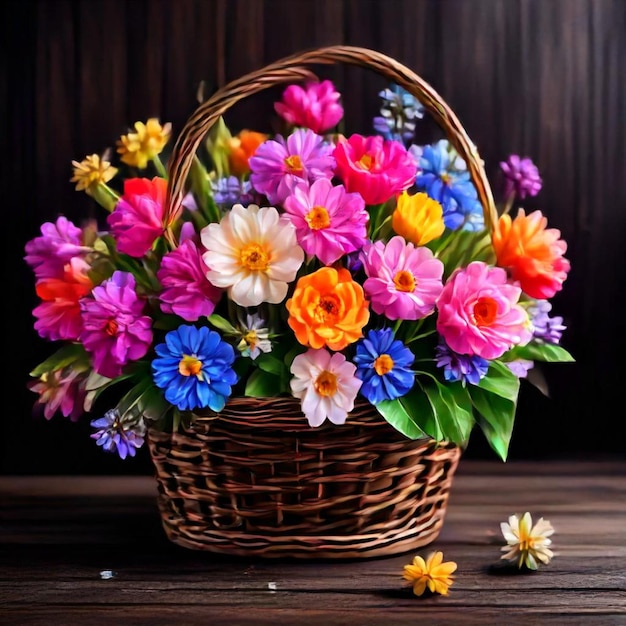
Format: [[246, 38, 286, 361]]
[[201, 204, 304, 307], [116, 118, 172, 169], [392, 191, 445, 246], [107, 177, 168, 257], [403, 551, 457, 597], [492, 209, 570, 299], [274, 80, 344, 134], [286, 266, 370, 351], [436, 261, 533, 359], [333, 134, 416, 205], [227, 129, 269, 177]]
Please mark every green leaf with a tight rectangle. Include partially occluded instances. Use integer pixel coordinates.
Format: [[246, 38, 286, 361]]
[[506, 341, 575, 363], [477, 360, 520, 401], [208, 314, 239, 335], [375, 397, 429, 440], [256, 353, 288, 377], [29, 343, 90, 377], [244, 368, 282, 397]]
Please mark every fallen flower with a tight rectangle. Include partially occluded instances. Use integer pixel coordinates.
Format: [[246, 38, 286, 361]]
[[402, 550, 457, 596], [500, 512, 555, 570]]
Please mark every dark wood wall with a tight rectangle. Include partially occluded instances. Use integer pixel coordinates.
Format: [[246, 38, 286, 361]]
[[3, 0, 625, 474]]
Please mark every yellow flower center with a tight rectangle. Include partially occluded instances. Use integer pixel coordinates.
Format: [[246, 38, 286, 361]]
[[244, 330, 258, 349], [358, 153, 374, 170], [374, 354, 394, 376], [105, 319, 118, 336], [284, 154, 304, 175], [178, 355, 204, 379], [240, 243, 269, 271], [314, 370, 338, 397], [305, 206, 331, 230], [315, 295, 340, 324], [440, 173, 452, 185], [393, 270, 416, 292], [473, 297, 498, 326]]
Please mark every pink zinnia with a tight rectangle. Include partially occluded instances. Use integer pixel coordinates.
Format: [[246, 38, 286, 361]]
[[158, 239, 223, 321], [28, 367, 88, 422], [361, 236, 444, 320], [107, 177, 168, 257], [274, 80, 344, 134], [333, 134, 417, 205], [283, 178, 369, 265], [80, 271, 153, 378], [248, 129, 335, 205], [436, 261, 533, 360]]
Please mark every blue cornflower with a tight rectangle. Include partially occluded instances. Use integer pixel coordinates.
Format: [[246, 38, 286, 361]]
[[90, 409, 146, 460], [413, 139, 484, 231], [373, 84, 425, 144], [210, 175, 253, 205], [527, 300, 566, 344], [152, 325, 238, 412], [435, 342, 489, 386], [354, 328, 415, 404]]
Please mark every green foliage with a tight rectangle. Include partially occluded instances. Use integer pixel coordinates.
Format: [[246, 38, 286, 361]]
[[506, 341, 575, 363]]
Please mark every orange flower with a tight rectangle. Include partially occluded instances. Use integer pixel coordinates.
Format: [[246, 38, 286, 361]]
[[492, 209, 570, 299], [392, 191, 445, 246], [227, 130, 268, 177], [286, 267, 369, 351]]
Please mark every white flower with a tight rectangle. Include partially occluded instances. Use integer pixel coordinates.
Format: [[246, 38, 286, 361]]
[[237, 313, 272, 359], [201, 203, 304, 307], [500, 512, 555, 570], [290, 348, 362, 427]]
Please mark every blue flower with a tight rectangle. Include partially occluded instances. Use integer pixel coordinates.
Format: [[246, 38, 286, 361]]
[[373, 84, 425, 144], [354, 328, 415, 404], [152, 325, 238, 412], [210, 175, 253, 205], [90, 409, 146, 460], [435, 342, 489, 386], [413, 139, 484, 231]]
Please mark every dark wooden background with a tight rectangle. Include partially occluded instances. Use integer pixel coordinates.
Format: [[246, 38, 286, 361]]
[[3, 0, 625, 474]]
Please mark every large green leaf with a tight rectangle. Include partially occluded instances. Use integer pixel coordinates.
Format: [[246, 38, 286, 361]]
[[506, 341, 575, 363], [244, 368, 283, 397], [256, 353, 288, 377], [477, 360, 520, 400], [29, 343, 90, 377], [375, 397, 429, 440]]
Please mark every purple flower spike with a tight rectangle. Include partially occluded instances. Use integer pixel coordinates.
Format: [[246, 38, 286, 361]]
[[500, 155, 542, 199]]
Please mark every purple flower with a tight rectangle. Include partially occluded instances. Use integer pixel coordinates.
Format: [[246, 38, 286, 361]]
[[505, 359, 534, 378], [527, 299, 566, 344], [435, 342, 489, 386], [80, 271, 153, 378], [500, 155, 542, 199], [210, 175, 253, 205], [91, 409, 146, 459]]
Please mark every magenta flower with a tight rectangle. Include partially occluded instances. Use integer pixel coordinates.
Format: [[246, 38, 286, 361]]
[[28, 367, 88, 422], [79, 271, 153, 378], [436, 261, 533, 360], [248, 129, 335, 205], [24, 216, 90, 280], [333, 134, 417, 205], [361, 236, 444, 320], [158, 239, 223, 321], [283, 178, 369, 265], [107, 177, 167, 257], [274, 80, 344, 134], [500, 155, 542, 199]]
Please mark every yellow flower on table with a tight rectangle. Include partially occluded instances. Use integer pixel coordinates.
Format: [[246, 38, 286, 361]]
[[116, 118, 172, 169], [402, 550, 457, 596], [70, 153, 117, 192]]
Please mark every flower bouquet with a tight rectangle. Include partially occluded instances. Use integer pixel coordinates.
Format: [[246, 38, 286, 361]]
[[25, 47, 573, 558]]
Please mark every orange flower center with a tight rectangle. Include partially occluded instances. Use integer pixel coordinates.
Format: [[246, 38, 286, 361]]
[[358, 153, 375, 170], [374, 354, 394, 376], [314, 370, 338, 397], [284, 154, 304, 175], [393, 270, 416, 292], [240, 243, 269, 271], [179, 355, 203, 378], [105, 319, 118, 336], [473, 297, 498, 326], [440, 173, 452, 185], [305, 206, 331, 230], [315, 295, 340, 324]]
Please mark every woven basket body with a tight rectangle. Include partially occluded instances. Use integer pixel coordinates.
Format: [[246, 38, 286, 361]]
[[148, 398, 460, 559]]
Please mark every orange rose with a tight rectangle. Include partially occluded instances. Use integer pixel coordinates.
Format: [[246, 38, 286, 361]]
[[227, 130, 268, 177], [286, 267, 369, 351]]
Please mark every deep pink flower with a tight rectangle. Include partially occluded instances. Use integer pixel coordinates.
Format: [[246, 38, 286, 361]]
[[361, 236, 444, 320], [28, 367, 88, 422], [274, 80, 344, 134], [79, 271, 153, 378], [333, 134, 417, 205], [107, 177, 168, 257], [248, 129, 335, 205], [158, 239, 223, 321], [436, 261, 533, 360], [283, 178, 369, 265]]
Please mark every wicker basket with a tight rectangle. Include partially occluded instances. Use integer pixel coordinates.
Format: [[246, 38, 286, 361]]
[[148, 46, 498, 559]]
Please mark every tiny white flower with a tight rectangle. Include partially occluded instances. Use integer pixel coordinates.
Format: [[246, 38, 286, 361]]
[[500, 512, 555, 570], [237, 313, 272, 359]]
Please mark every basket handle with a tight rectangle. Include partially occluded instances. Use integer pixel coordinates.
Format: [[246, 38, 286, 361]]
[[164, 45, 498, 232]]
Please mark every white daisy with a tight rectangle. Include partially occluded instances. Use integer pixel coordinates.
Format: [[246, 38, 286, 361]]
[[500, 512, 555, 570]]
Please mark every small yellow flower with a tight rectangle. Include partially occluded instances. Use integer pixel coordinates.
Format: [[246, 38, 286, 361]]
[[116, 118, 172, 169], [392, 191, 445, 246], [70, 153, 118, 192], [402, 550, 457, 596], [500, 512, 555, 570]]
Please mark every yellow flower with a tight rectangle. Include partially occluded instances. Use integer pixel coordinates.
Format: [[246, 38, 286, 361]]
[[500, 512, 555, 570], [402, 551, 457, 596], [116, 118, 172, 169], [392, 191, 445, 246], [70, 153, 118, 192]]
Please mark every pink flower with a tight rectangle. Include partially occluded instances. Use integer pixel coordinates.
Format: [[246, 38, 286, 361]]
[[283, 178, 369, 265], [79, 271, 153, 378], [436, 261, 533, 360], [158, 239, 223, 321], [361, 236, 444, 320], [248, 129, 335, 205], [28, 367, 88, 422], [333, 134, 417, 205], [274, 80, 344, 134], [107, 177, 168, 257]]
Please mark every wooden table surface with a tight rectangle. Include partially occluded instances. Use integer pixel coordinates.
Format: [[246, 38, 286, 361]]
[[1, 460, 625, 625]]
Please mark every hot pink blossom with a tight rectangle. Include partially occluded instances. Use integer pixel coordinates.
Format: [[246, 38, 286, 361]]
[[28, 367, 88, 422], [274, 80, 344, 134], [333, 134, 417, 205], [436, 261, 533, 360]]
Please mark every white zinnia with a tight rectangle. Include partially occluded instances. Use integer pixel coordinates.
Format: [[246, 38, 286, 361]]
[[201, 204, 304, 307], [500, 512, 555, 570], [290, 348, 362, 427]]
